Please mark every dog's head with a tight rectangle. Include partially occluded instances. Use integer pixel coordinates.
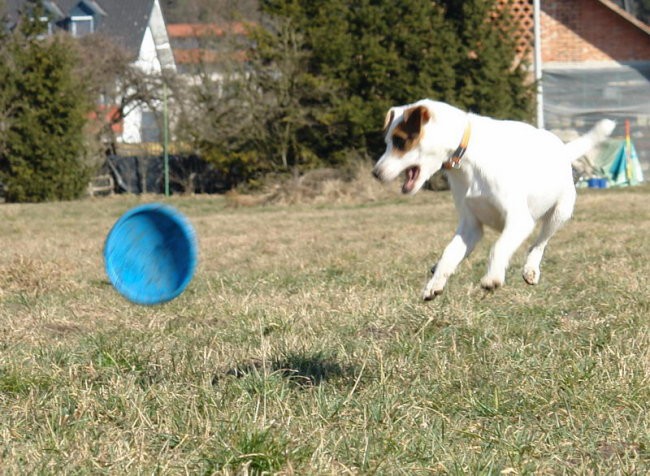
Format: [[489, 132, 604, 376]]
[[373, 101, 459, 195]]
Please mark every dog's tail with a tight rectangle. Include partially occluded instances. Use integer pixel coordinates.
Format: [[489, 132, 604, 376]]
[[563, 119, 616, 162]]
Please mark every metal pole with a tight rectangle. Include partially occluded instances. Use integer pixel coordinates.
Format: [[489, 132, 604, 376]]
[[163, 82, 170, 197], [533, 0, 544, 129]]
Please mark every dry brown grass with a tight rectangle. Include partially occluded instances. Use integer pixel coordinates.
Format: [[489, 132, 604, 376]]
[[225, 162, 401, 207], [0, 183, 649, 473]]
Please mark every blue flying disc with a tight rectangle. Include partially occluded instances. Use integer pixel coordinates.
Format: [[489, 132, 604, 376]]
[[104, 203, 198, 305]]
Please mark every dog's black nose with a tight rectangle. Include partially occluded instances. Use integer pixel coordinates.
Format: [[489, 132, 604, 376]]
[[372, 168, 381, 180]]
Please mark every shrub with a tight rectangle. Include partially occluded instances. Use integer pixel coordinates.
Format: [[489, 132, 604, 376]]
[[0, 6, 92, 202]]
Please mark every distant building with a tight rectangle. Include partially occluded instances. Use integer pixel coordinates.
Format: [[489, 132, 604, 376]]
[[167, 21, 250, 85], [506, 0, 650, 172], [4, 0, 176, 144]]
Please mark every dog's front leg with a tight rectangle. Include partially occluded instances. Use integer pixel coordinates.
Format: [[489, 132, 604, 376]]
[[423, 215, 483, 300]]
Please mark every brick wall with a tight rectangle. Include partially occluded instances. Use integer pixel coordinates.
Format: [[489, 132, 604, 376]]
[[542, 0, 650, 62]]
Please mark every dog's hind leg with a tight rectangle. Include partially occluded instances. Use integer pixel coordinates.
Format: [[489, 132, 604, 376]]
[[481, 213, 535, 290], [523, 192, 575, 285], [423, 213, 483, 300]]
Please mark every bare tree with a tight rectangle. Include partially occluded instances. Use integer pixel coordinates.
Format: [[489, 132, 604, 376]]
[[174, 16, 335, 186], [74, 34, 169, 156]]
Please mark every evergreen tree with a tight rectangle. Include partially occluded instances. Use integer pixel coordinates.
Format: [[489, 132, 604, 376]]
[[443, 0, 533, 121], [296, 0, 460, 154], [256, 0, 533, 160], [0, 11, 15, 165], [0, 4, 91, 202], [190, 0, 534, 184]]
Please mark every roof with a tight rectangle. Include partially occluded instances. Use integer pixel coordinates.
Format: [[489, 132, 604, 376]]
[[4, 0, 157, 58], [168, 22, 252, 68], [597, 0, 650, 36], [167, 22, 249, 39]]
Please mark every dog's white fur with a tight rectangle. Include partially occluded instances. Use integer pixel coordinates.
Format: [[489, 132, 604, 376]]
[[372, 99, 615, 300]]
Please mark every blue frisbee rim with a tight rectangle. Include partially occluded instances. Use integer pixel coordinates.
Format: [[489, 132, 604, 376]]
[[104, 203, 198, 305]]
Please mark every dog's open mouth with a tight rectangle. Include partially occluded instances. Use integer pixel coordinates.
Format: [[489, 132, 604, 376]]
[[402, 166, 420, 194]]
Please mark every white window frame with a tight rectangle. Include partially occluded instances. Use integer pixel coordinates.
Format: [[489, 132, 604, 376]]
[[70, 15, 94, 37], [38, 16, 53, 36]]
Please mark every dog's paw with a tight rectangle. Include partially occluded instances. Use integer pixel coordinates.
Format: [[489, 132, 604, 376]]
[[422, 278, 445, 301], [480, 275, 504, 291], [422, 287, 444, 301], [522, 266, 540, 285]]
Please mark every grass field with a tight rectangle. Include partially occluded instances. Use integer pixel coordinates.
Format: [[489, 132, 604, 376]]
[[1, 182, 649, 474]]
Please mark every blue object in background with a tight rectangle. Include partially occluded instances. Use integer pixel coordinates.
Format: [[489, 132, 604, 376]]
[[104, 203, 198, 305], [587, 177, 608, 189]]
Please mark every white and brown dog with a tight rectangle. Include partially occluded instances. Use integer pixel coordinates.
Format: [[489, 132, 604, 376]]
[[372, 99, 615, 300]]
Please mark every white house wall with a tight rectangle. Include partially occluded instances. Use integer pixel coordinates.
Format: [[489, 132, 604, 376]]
[[149, 0, 176, 73], [121, 100, 144, 144], [135, 26, 163, 74], [121, 0, 176, 144]]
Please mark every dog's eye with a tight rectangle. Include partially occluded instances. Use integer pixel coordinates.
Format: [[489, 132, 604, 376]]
[[393, 136, 406, 151]]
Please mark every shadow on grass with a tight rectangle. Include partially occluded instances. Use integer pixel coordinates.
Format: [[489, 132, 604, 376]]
[[217, 350, 358, 387]]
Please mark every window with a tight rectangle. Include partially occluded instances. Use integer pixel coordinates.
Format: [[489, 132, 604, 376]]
[[70, 15, 93, 37], [141, 111, 161, 143], [38, 16, 53, 36]]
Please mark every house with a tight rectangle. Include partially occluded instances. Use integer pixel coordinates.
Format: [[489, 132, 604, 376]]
[[167, 21, 250, 85], [4, 0, 176, 144], [506, 0, 650, 174]]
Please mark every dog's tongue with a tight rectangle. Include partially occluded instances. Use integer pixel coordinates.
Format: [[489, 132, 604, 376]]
[[402, 167, 419, 194]]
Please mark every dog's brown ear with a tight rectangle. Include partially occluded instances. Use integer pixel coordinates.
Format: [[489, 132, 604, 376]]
[[402, 105, 430, 136], [382, 109, 395, 137], [391, 105, 431, 153]]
